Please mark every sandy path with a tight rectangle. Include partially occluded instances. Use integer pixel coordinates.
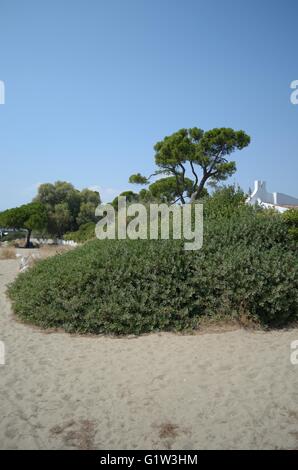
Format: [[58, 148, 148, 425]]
[[0, 258, 298, 450]]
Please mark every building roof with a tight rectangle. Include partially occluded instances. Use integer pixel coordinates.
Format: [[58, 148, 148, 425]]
[[246, 181, 298, 212]]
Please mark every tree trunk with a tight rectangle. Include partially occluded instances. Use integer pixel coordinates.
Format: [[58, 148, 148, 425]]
[[190, 175, 208, 203], [25, 229, 32, 248]]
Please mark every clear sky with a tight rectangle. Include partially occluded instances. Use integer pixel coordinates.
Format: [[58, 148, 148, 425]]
[[0, 0, 297, 210]]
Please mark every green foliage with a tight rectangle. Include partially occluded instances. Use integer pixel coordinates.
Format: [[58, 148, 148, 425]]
[[8, 203, 297, 334], [111, 180, 205, 206], [203, 185, 247, 219], [111, 191, 140, 210], [129, 173, 149, 185], [138, 188, 153, 202], [64, 222, 96, 243], [129, 127, 250, 202], [76, 202, 98, 226], [283, 208, 298, 241], [34, 181, 100, 237], [0, 202, 46, 230], [148, 176, 195, 203], [0, 202, 47, 247]]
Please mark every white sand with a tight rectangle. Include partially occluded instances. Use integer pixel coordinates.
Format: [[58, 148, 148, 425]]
[[0, 258, 298, 450]]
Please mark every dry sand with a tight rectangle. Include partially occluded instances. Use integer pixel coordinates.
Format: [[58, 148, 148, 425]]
[[0, 257, 298, 450]]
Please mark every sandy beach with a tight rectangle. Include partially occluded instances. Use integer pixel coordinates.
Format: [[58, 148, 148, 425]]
[[0, 257, 298, 450]]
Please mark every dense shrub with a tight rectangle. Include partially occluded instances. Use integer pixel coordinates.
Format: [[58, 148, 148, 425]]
[[283, 208, 298, 241], [64, 222, 96, 243], [202, 185, 247, 220], [8, 206, 298, 334]]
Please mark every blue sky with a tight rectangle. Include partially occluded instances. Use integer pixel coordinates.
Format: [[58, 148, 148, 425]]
[[0, 0, 297, 210]]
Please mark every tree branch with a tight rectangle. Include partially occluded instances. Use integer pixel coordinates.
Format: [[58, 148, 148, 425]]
[[190, 161, 199, 190], [173, 166, 185, 204], [207, 148, 224, 174]]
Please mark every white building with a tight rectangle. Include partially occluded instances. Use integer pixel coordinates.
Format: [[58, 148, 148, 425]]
[[246, 180, 298, 213]]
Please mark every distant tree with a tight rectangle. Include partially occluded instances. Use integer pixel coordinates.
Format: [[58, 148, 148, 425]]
[[129, 173, 149, 185], [111, 191, 139, 210], [80, 188, 101, 206], [111, 178, 208, 207], [148, 176, 195, 204], [34, 182, 100, 237], [0, 202, 47, 247], [129, 127, 250, 203], [76, 202, 99, 226], [47, 203, 72, 238], [76, 189, 101, 226], [138, 188, 152, 203]]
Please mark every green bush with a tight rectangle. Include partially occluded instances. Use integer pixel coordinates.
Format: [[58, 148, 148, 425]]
[[64, 222, 96, 243], [8, 207, 298, 334], [202, 185, 247, 220], [283, 208, 298, 241]]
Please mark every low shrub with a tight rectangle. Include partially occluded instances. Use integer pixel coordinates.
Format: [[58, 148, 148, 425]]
[[64, 222, 96, 243], [8, 207, 298, 334], [283, 208, 298, 241]]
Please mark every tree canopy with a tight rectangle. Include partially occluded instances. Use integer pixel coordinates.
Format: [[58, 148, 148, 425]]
[[148, 176, 195, 204], [111, 179, 207, 207], [34, 181, 101, 237], [111, 191, 140, 210], [0, 202, 47, 247], [129, 127, 250, 203]]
